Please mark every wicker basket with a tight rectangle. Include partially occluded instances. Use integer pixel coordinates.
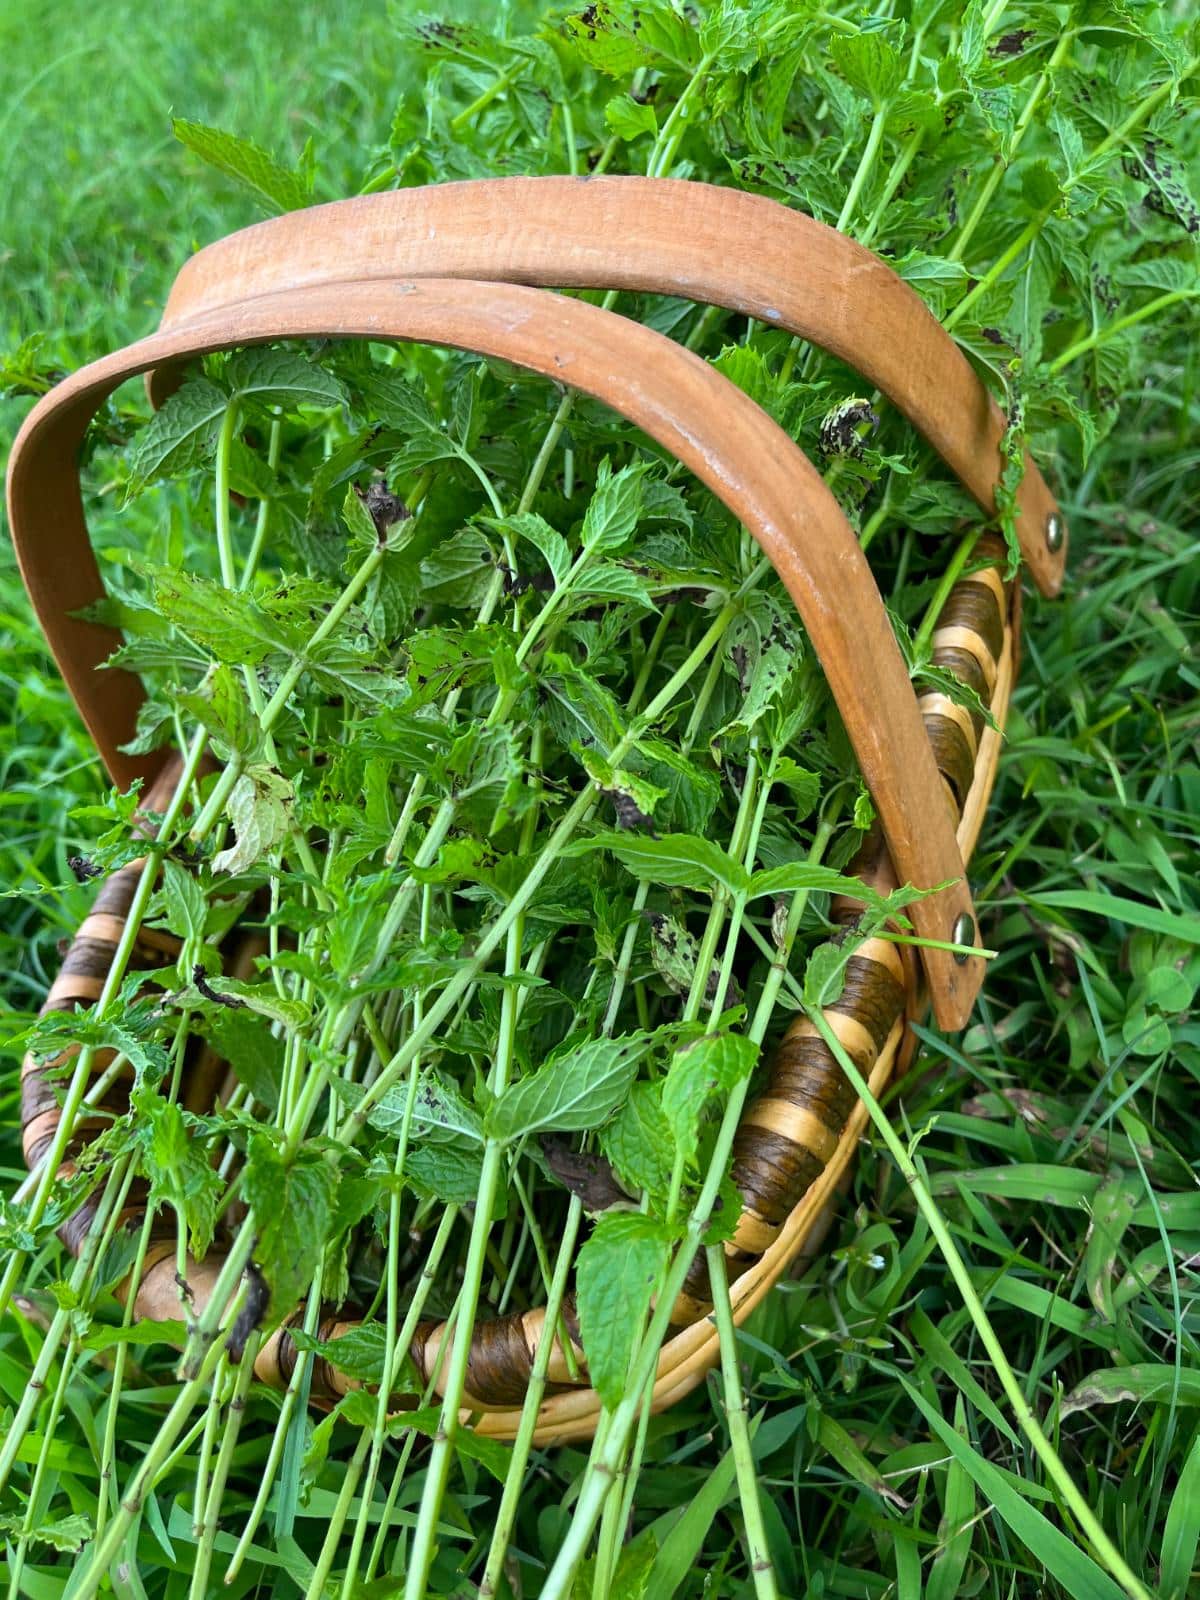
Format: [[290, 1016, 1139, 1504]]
[[7, 176, 1065, 1444]]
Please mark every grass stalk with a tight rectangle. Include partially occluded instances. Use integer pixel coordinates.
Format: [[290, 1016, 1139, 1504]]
[[805, 1007, 1155, 1600]]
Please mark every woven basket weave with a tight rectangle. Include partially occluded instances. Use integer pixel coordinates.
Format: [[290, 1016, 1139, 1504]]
[[7, 176, 1065, 1443]]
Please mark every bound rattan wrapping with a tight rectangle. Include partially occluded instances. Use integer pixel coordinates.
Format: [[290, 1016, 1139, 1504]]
[[8, 178, 1050, 1443]]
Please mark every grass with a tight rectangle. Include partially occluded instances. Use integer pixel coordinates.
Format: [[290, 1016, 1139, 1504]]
[[1, 2, 1198, 1597]]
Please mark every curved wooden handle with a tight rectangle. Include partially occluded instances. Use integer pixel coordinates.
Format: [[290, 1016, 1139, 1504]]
[[6, 274, 983, 1023], [153, 176, 1066, 596]]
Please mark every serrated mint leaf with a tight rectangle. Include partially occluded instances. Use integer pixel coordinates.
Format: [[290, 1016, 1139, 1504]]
[[581, 459, 647, 555], [1116, 258, 1198, 295], [576, 1211, 672, 1409], [605, 92, 658, 141], [771, 759, 821, 819], [404, 1141, 495, 1209], [562, 4, 662, 75], [803, 940, 853, 1011], [420, 525, 498, 606], [173, 118, 313, 213], [288, 1321, 417, 1390], [645, 909, 701, 996], [573, 562, 657, 609], [125, 378, 228, 496], [828, 30, 903, 108], [153, 570, 295, 665], [187, 975, 310, 1031], [174, 662, 264, 763], [414, 1072, 485, 1143], [153, 857, 207, 949], [0, 1511, 92, 1554], [539, 655, 627, 754], [226, 348, 347, 412], [243, 1139, 338, 1313], [661, 1032, 758, 1170], [203, 1009, 284, 1111], [600, 1080, 676, 1200], [747, 862, 895, 907], [564, 832, 750, 897], [131, 1088, 223, 1257], [501, 511, 572, 588], [486, 1030, 656, 1143]]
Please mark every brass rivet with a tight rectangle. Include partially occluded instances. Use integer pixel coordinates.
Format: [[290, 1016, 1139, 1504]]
[[952, 912, 975, 964], [1045, 512, 1064, 554]]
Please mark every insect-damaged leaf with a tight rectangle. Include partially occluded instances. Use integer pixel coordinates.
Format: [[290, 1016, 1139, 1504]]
[[212, 767, 295, 876], [153, 570, 298, 665], [576, 1211, 673, 1409]]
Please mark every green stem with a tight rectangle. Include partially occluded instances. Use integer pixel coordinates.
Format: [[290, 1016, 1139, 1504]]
[[189, 541, 387, 840], [337, 1206, 459, 1598], [836, 103, 888, 233], [1047, 290, 1197, 375], [188, 1338, 260, 1599], [450, 57, 524, 133], [779, 100, 889, 387], [947, 31, 1075, 265], [0, 725, 208, 1335], [649, 53, 716, 178], [239, 416, 283, 589], [71, 1284, 247, 1600], [538, 818, 838, 1598], [214, 400, 240, 587], [401, 1147, 505, 1600], [478, 1198, 584, 1597], [6, 1335, 77, 1600], [222, 1261, 330, 1583], [707, 1243, 778, 1600], [913, 526, 983, 655]]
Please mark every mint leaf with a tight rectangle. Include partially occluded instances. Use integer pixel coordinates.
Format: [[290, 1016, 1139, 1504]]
[[172, 118, 313, 213], [605, 93, 658, 141], [242, 1140, 338, 1313], [828, 30, 903, 108], [203, 1009, 285, 1111], [662, 1032, 759, 1169], [564, 832, 750, 896], [125, 378, 228, 497], [212, 766, 295, 875], [486, 1030, 657, 1142], [600, 1081, 676, 1200], [226, 348, 347, 413], [576, 1211, 672, 1409], [581, 459, 647, 555]]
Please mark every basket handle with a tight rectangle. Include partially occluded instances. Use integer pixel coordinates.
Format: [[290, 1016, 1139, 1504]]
[[8, 274, 983, 1024], [153, 176, 1066, 595]]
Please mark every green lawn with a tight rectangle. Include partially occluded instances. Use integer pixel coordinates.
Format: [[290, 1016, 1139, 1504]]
[[1, 3, 1198, 1598]]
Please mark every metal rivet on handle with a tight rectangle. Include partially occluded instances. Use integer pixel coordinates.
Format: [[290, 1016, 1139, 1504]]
[[952, 912, 975, 964], [1044, 512, 1064, 554]]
